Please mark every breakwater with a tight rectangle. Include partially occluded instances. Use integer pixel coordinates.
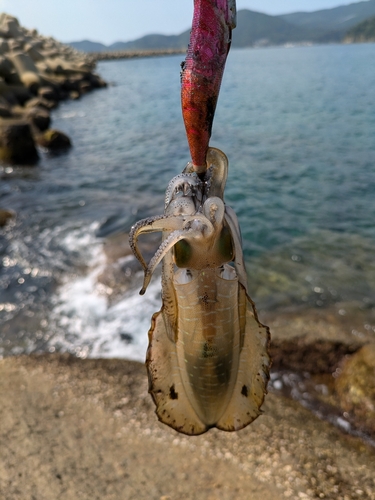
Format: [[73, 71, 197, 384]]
[[0, 13, 106, 165], [90, 48, 186, 62]]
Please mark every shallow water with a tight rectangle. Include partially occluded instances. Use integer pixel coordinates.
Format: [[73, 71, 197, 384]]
[[1, 43, 375, 359]]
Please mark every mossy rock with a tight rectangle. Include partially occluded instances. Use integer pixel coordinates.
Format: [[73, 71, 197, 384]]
[[37, 129, 71, 150], [335, 344, 375, 435]]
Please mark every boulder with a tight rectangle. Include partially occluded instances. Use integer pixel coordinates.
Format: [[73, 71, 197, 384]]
[[335, 344, 375, 435], [9, 52, 40, 91], [37, 129, 71, 150], [24, 43, 44, 62], [0, 14, 23, 39], [8, 39, 24, 52], [0, 118, 39, 164], [0, 55, 14, 79], [0, 38, 9, 55], [1, 83, 33, 105]]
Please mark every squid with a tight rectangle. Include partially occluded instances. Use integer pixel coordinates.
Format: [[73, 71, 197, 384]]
[[129, 148, 270, 435]]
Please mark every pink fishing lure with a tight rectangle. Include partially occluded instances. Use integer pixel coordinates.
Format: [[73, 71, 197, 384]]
[[181, 0, 236, 173]]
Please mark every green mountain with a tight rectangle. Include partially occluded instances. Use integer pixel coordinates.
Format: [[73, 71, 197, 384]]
[[344, 14, 375, 41], [70, 32, 190, 53], [232, 10, 318, 47], [109, 31, 190, 51], [280, 0, 375, 41], [69, 0, 375, 53]]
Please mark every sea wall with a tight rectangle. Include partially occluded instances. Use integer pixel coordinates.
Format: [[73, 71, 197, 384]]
[[0, 13, 106, 165]]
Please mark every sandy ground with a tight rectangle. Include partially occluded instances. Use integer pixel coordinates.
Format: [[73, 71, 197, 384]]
[[1, 354, 374, 500]]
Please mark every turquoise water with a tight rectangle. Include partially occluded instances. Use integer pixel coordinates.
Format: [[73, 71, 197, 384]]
[[1, 43, 374, 357]]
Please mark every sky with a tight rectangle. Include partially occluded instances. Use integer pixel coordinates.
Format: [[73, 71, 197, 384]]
[[0, 0, 366, 45]]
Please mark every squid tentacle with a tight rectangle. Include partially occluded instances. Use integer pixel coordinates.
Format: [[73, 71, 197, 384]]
[[129, 215, 188, 270], [140, 229, 191, 295], [140, 214, 215, 295]]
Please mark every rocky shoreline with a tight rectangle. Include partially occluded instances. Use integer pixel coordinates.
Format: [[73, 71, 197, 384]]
[[0, 13, 106, 166]]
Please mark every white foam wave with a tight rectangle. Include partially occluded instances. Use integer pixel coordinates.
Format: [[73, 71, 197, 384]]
[[49, 227, 162, 361]]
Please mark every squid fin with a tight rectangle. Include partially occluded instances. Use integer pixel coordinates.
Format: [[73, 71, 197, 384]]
[[216, 297, 270, 432], [146, 310, 208, 436]]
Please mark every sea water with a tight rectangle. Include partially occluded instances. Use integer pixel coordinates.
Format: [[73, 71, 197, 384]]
[[1, 43, 375, 359]]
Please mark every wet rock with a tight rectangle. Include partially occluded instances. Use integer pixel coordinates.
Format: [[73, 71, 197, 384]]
[[335, 344, 375, 435], [0, 208, 15, 226], [37, 128, 71, 150], [0, 119, 38, 164]]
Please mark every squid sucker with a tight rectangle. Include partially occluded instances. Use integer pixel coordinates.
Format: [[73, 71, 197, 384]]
[[129, 148, 271, 435]]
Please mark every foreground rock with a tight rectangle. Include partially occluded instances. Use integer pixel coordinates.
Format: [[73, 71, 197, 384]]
[[335, 344, 375, 436], [0, 354, 374, 500], [0, 13, 106, 165]]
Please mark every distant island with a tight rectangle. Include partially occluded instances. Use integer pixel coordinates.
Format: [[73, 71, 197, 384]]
[[70, 0, 375, 56]]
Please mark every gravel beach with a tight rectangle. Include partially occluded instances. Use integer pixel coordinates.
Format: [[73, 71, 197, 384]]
[[1, 353, 374, 500]]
